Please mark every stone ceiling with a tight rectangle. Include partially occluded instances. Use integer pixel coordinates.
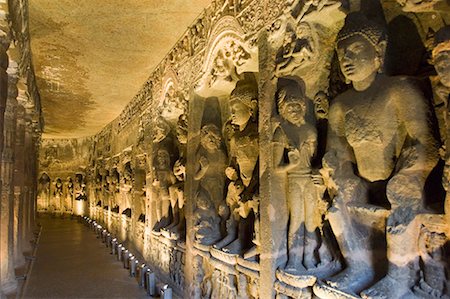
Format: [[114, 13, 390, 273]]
[[29, 0, 211, 139]]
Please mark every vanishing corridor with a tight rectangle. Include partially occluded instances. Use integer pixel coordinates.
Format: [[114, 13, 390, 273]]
[[22, 216, 148, 299]]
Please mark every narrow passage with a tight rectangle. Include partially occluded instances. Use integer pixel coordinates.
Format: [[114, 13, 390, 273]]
[[22, 215, 148, 298]]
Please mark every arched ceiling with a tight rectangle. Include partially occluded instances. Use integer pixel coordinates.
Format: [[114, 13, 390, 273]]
[[29, 0, 211, 139]]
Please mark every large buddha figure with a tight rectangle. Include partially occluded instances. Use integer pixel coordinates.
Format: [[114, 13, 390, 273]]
[[319, 12, 439, 299]]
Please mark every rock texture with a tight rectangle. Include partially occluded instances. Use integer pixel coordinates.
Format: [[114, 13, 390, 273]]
[[29, 0, 211, 138]]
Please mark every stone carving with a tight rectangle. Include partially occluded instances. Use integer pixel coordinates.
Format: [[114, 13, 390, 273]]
[[273, 81, 337, 279], [65, 177, 73, 212], [275, 20, 318, 77], [315, 12, 440, 299], [34, 2, 450, 299], [218, 77, 259, 255], [164, 158, 186, 239], [94, 171, 103, 207], [152, 148, 176, 231], [134, 154, 147, 224], [195, 124, 227, 212], [193, 124, 227, 245], [121, 161, 133, 216], [193, 187, 222, 246], [284, 0, 340, 22], [432, 27, 450, 225], [396, 0, 449, 12], [210, 40, 250, 87], [313, 91, 329, 120], [162, 113, 189, 239], [37, 173, 50, 211], [190, 255, 205, 299], [161, 84, 188, 122], [190, 17, 207, 54], [110, 168, 120, 195], [414, 215, 449, 299], [196, 17, 258, 98], [54, 178, 63, 198], [151, 116, 178, 232], [74, 173, 87, 201]]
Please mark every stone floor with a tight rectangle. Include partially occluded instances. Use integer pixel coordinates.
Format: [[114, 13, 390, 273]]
[[21, 215, 150, 298]]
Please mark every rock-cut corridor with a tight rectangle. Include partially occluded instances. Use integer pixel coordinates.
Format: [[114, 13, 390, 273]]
[[22, 215, 151, 299], [1, 0, 450, 298]]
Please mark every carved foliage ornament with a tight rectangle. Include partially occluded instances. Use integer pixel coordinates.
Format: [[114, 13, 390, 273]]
[[195, 16, 258, 98]]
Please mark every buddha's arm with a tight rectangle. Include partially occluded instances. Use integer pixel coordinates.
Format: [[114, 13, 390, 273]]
[[323, 101, 355, 177], [323, 100, 365, 202], [395, 80, 439, 174]]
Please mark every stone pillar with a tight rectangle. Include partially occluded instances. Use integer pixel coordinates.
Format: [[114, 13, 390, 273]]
[[29, 122, 41, 231], [0, 1, 11, 294], [258, 30, 282, 299], [21, 117, 33, 253], [0, 63, 18, 294], [12, 101, 26, 268]]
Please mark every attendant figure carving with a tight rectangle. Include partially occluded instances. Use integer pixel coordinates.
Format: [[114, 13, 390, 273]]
[[273, 82, 334, 275], [194, 124, 227, 212], [220, 78, 259, 255], [152, 148, 176, 231]]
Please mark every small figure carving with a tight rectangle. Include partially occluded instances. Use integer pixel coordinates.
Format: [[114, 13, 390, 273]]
[[38, 173, 51, 210], [414, 222, 449, 298], [275, 22, 317, 76], [65, 177, 74, 212], [193, 188, 222, 246], [317, 12, 440, 299], [194, 124, 227, 212], [152, 148, 176, 231], [166, 159, 186, 239], [210, 41, 251, 86], [220, 78, 259, 255], [273, 82, 334, 275], [190, 256, 205, 299], [213, 171, 243, 249], [54, 178, 63, 198], [74, 174, 87, 201]]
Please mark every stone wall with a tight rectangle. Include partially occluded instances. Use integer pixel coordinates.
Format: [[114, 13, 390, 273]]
[[0, 0, 43, 296], [38, 0, 450, 298], [37, 137, 93, 215]]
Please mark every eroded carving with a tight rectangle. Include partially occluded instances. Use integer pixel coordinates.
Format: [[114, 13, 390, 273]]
[[193, 124, 227, 245], [217, 77, 259, 256], [315, 12, 440, 299], [273, 81, 338, 282]]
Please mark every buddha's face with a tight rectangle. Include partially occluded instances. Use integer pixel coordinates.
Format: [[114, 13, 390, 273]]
[[230, 100, 252, 128], [434, 50, 450, 88], [337, 34, 381, 84]]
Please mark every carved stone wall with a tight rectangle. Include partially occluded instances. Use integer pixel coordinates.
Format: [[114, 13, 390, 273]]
[[0, 0, 43, 296], [38, 1, 450, 298]]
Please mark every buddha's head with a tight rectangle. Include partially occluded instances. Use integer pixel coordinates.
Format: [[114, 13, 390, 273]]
[[336, 13, 386, 86]]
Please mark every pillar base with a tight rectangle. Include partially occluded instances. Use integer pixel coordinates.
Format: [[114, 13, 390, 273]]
[[1, 278, 18, 295]]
